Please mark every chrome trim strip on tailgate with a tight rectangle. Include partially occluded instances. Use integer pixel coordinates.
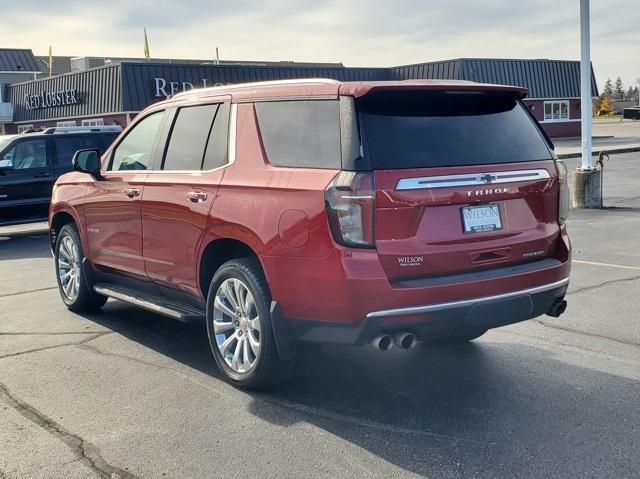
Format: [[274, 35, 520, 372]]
[[396, 169, 551, 191], [365, 277, 569, 319]]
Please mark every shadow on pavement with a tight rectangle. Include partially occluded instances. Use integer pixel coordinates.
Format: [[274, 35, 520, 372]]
[[0, 232, 51, 260], [78, 302, 639, 478]]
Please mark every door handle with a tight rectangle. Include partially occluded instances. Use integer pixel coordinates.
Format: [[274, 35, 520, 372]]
[[187, 191, 208, 203], [34, 172, 51, 178], [124, 188, 140, 198]]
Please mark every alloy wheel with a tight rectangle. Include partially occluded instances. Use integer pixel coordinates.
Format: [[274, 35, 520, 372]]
[[212, 278, 261, 374], [57, 235, 80, 302]]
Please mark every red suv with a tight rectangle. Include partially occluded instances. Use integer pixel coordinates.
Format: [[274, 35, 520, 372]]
[[49, 79, 571, 388]]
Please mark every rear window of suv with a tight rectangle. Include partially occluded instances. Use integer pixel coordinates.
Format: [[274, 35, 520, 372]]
[[358, 90, 552, 169]]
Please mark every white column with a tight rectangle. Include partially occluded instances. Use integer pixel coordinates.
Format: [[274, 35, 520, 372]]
[[580, 0, 593, 169]]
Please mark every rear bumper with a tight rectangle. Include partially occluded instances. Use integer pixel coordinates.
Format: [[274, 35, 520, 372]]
[[365, 277, 568, 320], [263, 245, 570, 321], [277, 277, 568, 346], [262, 228, 571, 348]]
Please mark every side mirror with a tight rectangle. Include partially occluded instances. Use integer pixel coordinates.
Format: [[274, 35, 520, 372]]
[[72, 149, 102, 178], [0, 158, 13, 171]]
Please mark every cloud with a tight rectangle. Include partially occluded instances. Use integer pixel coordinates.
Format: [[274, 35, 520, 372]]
[[0, 0, 638, 88]]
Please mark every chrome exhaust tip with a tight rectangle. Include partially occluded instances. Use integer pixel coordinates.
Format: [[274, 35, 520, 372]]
[[393, 332, 417, 349], [371, 334, 393, 351]]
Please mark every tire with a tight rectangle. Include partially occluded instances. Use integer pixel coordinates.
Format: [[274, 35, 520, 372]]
[[205, 258, 296, 389], [54, 223, 107, 312]]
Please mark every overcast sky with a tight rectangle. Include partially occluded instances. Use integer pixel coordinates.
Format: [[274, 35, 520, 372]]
[[1, 0, 638, 91]]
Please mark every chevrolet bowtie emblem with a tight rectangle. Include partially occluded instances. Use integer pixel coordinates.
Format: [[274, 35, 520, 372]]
[[479, 173, 497, 183]]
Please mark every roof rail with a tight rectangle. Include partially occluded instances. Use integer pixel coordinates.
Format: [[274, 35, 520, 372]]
[[172, 78, 340, 99], [42, 125, 123, 135]]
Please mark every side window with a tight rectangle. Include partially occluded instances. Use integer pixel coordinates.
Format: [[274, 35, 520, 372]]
[[163, 104, 218, 171], [254, 100, 341, 169], [202, 102, 230, 170], [54, 136, 87, 168], [2, 139, 48, 170], [110, 111, 164, 171]]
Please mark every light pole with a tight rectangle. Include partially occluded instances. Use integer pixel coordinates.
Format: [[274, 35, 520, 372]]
[[580, 0, 592, 170], [573, 0, 602, 208]]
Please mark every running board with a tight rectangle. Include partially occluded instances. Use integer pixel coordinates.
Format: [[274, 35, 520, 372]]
[[93, 284, 205, 322]]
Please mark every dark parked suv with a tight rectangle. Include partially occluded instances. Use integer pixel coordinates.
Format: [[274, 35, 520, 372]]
[[0, 126, 120, 224], [49, 79, 571, 389]]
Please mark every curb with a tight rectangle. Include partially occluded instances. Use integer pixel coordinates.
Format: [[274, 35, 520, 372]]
[[556, 145, 640, 159]]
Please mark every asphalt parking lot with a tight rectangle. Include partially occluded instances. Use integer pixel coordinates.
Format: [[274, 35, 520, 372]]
[[1, 154, 639, 478]]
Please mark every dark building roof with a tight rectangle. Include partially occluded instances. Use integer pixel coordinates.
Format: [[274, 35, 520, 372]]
[[0, 48, 41, 72], [391, 58, 598, 98]]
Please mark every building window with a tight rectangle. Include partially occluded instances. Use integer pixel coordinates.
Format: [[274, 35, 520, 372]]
[[543, 101, 570, 122], [17, 125, 34, 134], [82, 118, 104, 127], [57, 120, 76, 127]]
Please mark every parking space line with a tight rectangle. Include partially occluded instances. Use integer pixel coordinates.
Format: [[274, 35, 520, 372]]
[[573, 259, 640, 271]]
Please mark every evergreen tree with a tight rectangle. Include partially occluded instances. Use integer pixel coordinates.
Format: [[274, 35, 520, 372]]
[[614, 77, 624, 100], [603, 78, 613, 96], [627, 86, 635, 101]]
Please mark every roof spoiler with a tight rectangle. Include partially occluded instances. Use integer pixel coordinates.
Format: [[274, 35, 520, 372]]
[[343, 81, 528, 99]]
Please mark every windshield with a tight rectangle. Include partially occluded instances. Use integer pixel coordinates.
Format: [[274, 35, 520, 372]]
[[0, 135, 16, 152], [358, 90, 552, 169]]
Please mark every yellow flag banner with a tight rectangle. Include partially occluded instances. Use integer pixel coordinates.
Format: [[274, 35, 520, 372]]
[[144, 28, 150, 60]]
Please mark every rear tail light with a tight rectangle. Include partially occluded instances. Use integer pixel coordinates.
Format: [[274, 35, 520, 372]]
[[555, 160, 570, 224], [325, 171, 376, 248]]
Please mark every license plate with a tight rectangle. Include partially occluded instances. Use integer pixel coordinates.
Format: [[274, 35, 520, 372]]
[[461, 204, 502, 233]]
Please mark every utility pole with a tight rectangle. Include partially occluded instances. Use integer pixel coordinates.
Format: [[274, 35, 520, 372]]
[[572, 0, 602, 208]]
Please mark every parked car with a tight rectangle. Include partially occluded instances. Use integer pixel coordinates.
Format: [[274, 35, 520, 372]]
[[49, 79, 571, 389], [0, 126, 120, 225], [623, 107, 640, 120]]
